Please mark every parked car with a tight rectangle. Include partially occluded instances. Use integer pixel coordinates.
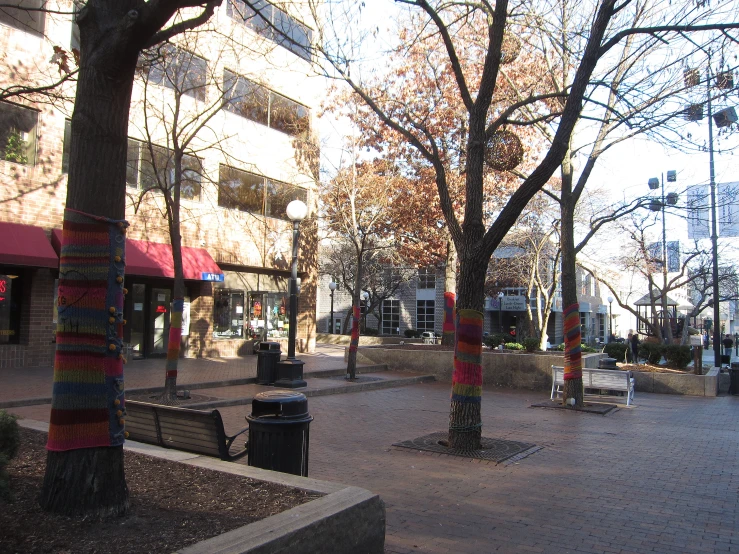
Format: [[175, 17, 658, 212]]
[[421, 331, 440, 344]]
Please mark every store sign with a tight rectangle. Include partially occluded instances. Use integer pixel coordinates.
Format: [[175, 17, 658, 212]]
[[201, 272, 224, 282], [501, 296, 526, 311], [156, 305, 167, 314]]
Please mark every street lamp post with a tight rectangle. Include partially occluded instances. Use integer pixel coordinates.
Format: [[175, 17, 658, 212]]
[[607, 296, 614, 341], [648, 170, 677, 344], [329, 281, 336, 334], [274, 199, 308, 388]]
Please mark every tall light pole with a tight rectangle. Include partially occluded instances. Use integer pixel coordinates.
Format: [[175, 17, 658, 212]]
[[274, 199, 308, 388], [648, 170, 677, 344], [329, 281, 336, 334], [607, 296, 614, 341]]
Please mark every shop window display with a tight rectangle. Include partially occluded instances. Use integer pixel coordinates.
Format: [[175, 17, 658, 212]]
[[213, 289, 244, 339]]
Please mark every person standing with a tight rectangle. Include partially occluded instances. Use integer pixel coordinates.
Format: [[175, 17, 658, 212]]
[[626, 332, 633, 363], [630, 332, 640, 364], [722, 334, 733, 358]]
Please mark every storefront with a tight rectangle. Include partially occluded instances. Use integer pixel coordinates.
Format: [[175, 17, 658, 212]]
[[211, 269, 292, 354], [0, 222, 59, 368]]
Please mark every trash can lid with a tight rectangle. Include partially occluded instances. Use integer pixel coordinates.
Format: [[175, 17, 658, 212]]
[[259, 341, 281, 351], [251, 390, 308, 418]]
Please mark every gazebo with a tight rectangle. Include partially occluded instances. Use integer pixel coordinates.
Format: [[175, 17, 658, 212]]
[[634, 291, 681, 337]]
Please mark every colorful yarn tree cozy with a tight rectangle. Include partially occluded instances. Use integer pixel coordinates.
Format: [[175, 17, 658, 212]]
[[47, 209, 128, 452], [449, 309, 483, 449]]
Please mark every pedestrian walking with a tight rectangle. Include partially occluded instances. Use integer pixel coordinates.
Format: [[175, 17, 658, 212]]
[[722, 334, 733, 357], [630, 332, 640, 364], [626, 332, 633, 362]]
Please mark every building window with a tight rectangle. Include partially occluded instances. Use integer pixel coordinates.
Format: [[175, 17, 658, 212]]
[[580, 274, 592, 296], [70, 0, 83, 51], [382, 299, 400, 335], [126, 139, 202, 201], [0, 272, 23, 344], [598, 313, 606, 342], [146, 44, 207, 101], [417, 267, 436, 289], [0, 0, 45, 36], [0, 101, 38, 165], [62, 119, 71, 173], [213, 289, 244, 339], [224, 70, 310, 137], [226, 0, 312, 62], [417, 300, 435, 332], [218, 164, 307, 221]]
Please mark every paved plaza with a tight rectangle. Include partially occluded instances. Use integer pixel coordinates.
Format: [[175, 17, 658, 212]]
[[4, 345, 739, 553]]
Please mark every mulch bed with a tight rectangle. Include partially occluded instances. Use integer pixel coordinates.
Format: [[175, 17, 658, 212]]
[[1, 428, 322, 554]]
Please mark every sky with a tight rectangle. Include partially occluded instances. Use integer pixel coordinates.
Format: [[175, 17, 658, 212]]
[[315, 0, 739, 251]]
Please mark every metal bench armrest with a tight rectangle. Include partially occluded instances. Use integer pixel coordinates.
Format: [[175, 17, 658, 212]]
[[224, 425, 249, 461]]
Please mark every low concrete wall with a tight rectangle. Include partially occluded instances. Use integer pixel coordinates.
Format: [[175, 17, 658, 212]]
[[317, 333, 414, 346], [352, 347, 603, 391], [632, 366, 720, 397]]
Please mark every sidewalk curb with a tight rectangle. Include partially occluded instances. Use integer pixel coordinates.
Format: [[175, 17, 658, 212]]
[[184, 374, 436, 410], [16, 420, 385, 554], [0, 365, 390, 410]]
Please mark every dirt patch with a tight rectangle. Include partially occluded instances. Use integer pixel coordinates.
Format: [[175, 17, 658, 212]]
[[616, 363, 701, 374], [1, 428, 322, 554]]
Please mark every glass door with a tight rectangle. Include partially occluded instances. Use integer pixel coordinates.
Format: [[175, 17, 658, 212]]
[[150, 287, 171, 355], [246, 292, 266, 342], [129, 284, 146, 358]]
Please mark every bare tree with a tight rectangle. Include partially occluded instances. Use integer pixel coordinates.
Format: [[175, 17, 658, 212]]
[[39, 0, 222, 518], [306, 0, 739, 445]]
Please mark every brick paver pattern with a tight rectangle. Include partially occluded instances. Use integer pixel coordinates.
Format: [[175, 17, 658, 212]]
[[5, 344, 739, 553]]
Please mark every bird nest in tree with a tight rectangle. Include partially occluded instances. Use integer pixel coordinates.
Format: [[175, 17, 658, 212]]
[[485, 130, 524, 171], [500, 34, 521, 65]]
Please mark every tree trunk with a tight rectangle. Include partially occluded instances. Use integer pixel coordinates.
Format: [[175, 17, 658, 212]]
[[560, 153, 584, 407], [346, 253, 364, 379], [41, 2, 140, 516], [442, 238, 457, 346], [162, 168, 185, 404], [448, 252, 486, 450]]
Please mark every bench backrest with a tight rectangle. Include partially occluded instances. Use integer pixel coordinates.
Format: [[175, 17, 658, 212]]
[[125, 400, 228, 459], [552, 366, 631, 389]]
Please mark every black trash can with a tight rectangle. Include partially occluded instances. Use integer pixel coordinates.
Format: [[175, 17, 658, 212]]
[[256, 342, 281, 385], [247, 391, 313, 476], [598, 357, 618, 370], [730, 363, 739, 395]]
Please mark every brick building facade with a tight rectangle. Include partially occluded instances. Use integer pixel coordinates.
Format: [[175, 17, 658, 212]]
[[0, 1, 320, 367]]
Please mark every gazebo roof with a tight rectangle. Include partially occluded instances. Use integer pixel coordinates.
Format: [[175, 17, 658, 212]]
[[634, 291, 681, 306]]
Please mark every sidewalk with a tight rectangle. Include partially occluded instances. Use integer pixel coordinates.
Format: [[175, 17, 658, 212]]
[[0, 343, 350, 406], [5, 347, 739, 553]]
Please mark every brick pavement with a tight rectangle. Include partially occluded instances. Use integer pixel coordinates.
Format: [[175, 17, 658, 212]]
[[214, 384, 738, 554], [5, 345, 739, 553], [0, 343, 349, 405]]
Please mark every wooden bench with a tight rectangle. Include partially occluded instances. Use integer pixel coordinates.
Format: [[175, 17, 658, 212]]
[[551, 365, 635, 406], [125, 400, 248, 461]]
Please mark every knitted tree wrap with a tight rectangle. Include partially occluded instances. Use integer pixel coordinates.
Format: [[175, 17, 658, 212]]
[[442, 292, 455, 340], [451, 309, 483, 403], [563, 303, 583, 380], [349, 306, 360, 353], [47, 209, 128, 451], [166, 298, 184, 378]]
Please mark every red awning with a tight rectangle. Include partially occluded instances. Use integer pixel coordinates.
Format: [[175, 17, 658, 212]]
[[52, 230, 222, 280], [0, 222, 58, 268]]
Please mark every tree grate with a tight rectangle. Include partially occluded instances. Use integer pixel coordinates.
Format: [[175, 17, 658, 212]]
[[393, 432, 541, 464]]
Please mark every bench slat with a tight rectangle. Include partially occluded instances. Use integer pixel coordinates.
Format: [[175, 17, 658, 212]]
[[551, 365, 634, 405]]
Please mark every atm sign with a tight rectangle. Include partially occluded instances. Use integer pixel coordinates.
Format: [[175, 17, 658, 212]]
[[201, 273, 224, 282]]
